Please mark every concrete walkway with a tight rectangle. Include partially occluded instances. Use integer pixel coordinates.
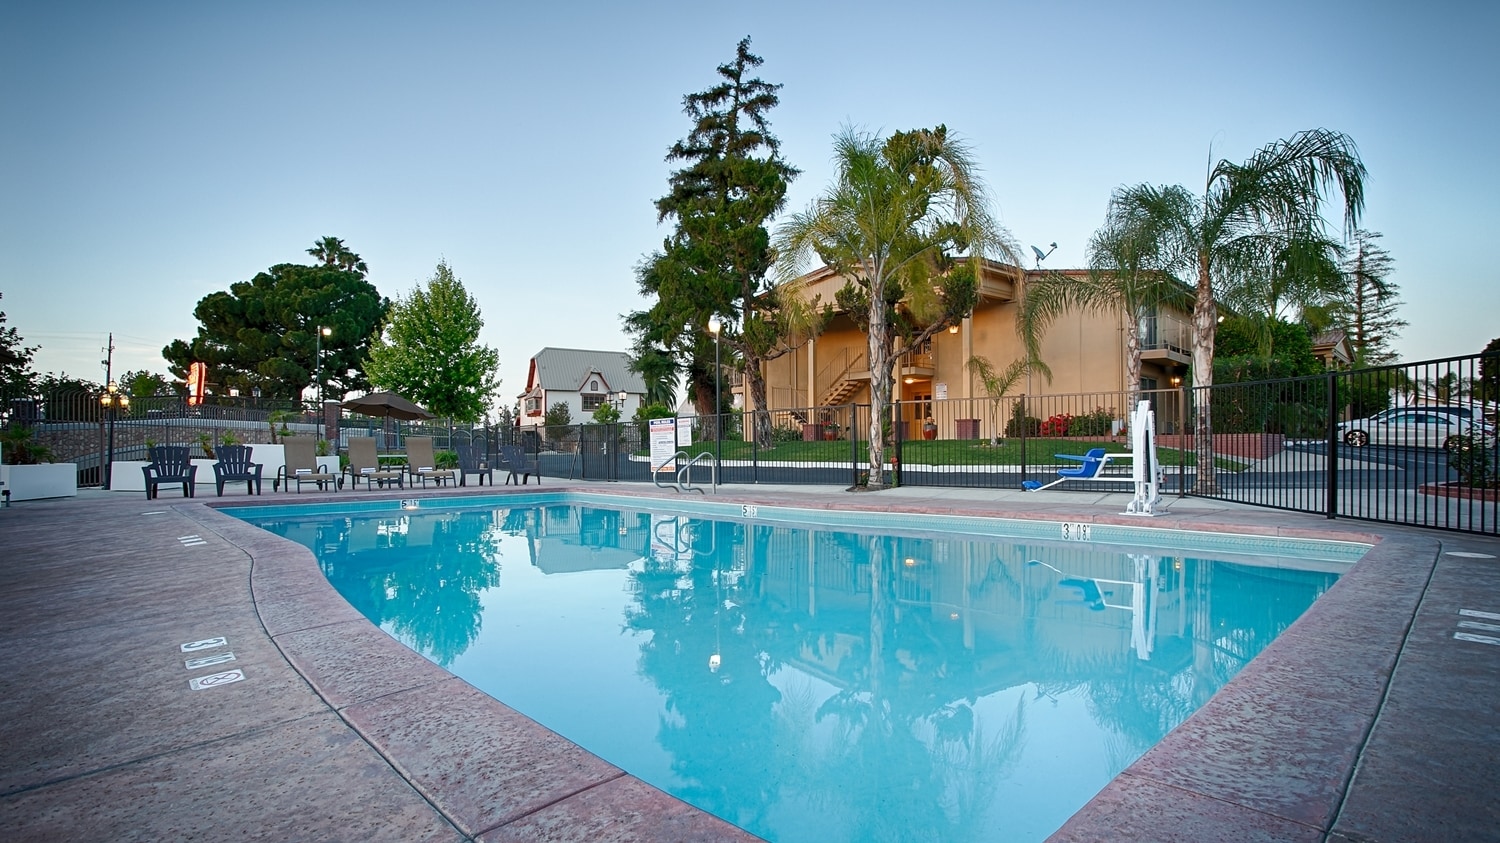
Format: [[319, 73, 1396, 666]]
[[2, 482, 1498, 842]]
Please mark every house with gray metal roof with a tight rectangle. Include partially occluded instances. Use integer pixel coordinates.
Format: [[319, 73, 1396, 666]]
[[518, 347, 644, 433]]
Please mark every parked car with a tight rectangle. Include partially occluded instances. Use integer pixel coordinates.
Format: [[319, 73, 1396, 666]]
[[1337, 407, 1496, 450]]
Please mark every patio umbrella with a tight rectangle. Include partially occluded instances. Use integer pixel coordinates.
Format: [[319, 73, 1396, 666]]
[[341, 391, 436, 421]]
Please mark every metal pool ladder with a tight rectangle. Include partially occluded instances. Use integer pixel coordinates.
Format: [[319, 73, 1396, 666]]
[[653, 450, 717, 494]]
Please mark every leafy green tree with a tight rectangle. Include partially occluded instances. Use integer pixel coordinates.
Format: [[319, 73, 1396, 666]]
[[591, 402, 621, 424], [629, 37, 806, 448], [0, 292, 39, 396], [119, 369, 176, 398], [1106, 130, 1366, 491], [776, 125, 1016, 489], [163, 239, 388, 402], [1480, 337, 1500, 402], [365, 259, 500, 422], [543, 401, 573, 447]]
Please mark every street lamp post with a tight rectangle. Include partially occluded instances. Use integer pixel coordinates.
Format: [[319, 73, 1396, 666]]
[[314, 325, 332, 404], [100, 381, 129, 490], [708, 315, 722, 490]]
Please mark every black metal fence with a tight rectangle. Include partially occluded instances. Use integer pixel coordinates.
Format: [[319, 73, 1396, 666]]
[[5, 352, 1496, 535], [1189, 352, 1498, 535]]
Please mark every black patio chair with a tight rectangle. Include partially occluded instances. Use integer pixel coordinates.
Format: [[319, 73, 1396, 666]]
[[212, 444, 263, 496], [455, 443, 492, 487], [142, 445, 197, 500]]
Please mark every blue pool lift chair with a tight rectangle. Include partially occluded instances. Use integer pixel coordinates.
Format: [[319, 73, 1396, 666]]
[[1022, 448, 1132, 492]]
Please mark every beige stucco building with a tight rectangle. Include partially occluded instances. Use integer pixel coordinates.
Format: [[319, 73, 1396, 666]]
[[755, 260, 1193, 439]]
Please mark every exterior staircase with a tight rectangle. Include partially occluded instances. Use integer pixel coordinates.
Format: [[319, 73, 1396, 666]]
[[818, 376, 865, 408]]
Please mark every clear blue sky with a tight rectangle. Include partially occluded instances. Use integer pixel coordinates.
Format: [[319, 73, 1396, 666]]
[[3, 0, 1495, 399]]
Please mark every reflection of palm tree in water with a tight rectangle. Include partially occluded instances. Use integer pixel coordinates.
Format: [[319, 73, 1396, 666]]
[[623, 519, 784, 833], [776, 535, 1030, 839]]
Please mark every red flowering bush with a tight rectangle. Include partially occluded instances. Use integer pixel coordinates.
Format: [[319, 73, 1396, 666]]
[[1040, 413, 1073, 437]]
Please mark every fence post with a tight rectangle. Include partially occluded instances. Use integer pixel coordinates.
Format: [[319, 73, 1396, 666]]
[[1018, 395, 1027, 488], [1178, 381, 1189, 497], [850, 403, 860, 489], [1325, 370, 1338, 519], [893, 401, 903, 488]]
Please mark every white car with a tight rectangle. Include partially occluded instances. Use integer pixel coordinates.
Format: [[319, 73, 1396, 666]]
[[1338, 408, 1495, 450]]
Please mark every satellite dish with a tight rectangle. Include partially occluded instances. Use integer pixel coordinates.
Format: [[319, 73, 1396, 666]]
[[1030, 242, 1058, 268]]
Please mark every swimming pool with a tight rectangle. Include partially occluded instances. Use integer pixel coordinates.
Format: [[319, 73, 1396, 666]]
[[227, 493, 1364, 842]]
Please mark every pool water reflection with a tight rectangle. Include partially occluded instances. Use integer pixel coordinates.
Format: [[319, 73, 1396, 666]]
[[244, 502, 1341, 843]]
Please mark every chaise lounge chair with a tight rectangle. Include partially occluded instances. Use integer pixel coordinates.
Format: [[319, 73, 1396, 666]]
[[403, 436, 457, 488], [275, 436, 340, 493], [344, 437, 405, 490]]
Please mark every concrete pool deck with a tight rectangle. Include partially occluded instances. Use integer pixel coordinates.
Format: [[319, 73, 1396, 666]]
[[1, 481, 1496, 842]]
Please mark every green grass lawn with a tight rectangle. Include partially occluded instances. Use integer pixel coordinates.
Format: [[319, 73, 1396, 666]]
[[660, 437, 1246, 471]]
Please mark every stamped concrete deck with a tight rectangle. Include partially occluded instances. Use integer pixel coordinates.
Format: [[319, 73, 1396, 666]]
[[2, 480, 1497, 842]]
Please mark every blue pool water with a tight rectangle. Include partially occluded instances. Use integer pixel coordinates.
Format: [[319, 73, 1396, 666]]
[[228, 495, 1359, 842]]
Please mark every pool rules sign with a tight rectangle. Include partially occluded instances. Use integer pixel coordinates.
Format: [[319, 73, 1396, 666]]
[[649, 418, 679, 474]]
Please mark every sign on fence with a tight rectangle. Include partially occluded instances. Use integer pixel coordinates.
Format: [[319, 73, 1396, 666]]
[[649, 418, 678, 473]]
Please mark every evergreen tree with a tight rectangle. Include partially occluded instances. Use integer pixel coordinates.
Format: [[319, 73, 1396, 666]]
[[628, 37, 804, 447], [364, 259, 500, 423], [163, 240, 388, 403], [1333, 229, 1405, 364]]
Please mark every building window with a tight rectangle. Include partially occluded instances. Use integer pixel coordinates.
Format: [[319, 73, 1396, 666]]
[[590, 379, 599, 392], [524, 396, 542, 415], [582, 394, 604, 410]]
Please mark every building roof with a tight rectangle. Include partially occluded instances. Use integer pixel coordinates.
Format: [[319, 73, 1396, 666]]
[[522, 347, 646, 396]]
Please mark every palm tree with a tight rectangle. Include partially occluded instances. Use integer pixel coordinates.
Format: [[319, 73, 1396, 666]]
[[1019, 207, 1192, 409], [966, 356, 1043, 446], [1223, 232, 1345, 358], [1110, 129, 1366, 492], [775, 126, 1015, 489], [629, 346, 681, 410], [306, 236, 369, 276]]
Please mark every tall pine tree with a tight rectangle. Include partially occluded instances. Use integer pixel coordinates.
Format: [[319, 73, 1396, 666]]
[[1335, 229, 1405, 364], [627, 37, 806, 446]]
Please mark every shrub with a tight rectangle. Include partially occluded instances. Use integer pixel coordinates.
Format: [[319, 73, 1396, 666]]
[[435, 449, 459, 470], [1448, 435, 1497, 489], [770, 424, 803, 443], [1040, 413, 1073, 437], [0, 426, 52, 464], [1069, 406, 1115, 437], [1005, 415, 1042, 437]]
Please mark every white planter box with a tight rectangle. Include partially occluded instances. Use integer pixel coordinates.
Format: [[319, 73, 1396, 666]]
[[1, 463, 79, 501], [108, 461, 151, 492]]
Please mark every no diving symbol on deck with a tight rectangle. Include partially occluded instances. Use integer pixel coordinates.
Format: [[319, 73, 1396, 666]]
[[189, 669, 245, 691], [181, 637, 227, 653]]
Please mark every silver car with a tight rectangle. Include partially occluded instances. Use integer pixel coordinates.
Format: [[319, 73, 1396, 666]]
[[1338, 407, 1495, 450]]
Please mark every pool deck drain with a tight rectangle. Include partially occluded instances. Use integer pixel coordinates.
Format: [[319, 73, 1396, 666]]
[[2, 482, 1497, 842]]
